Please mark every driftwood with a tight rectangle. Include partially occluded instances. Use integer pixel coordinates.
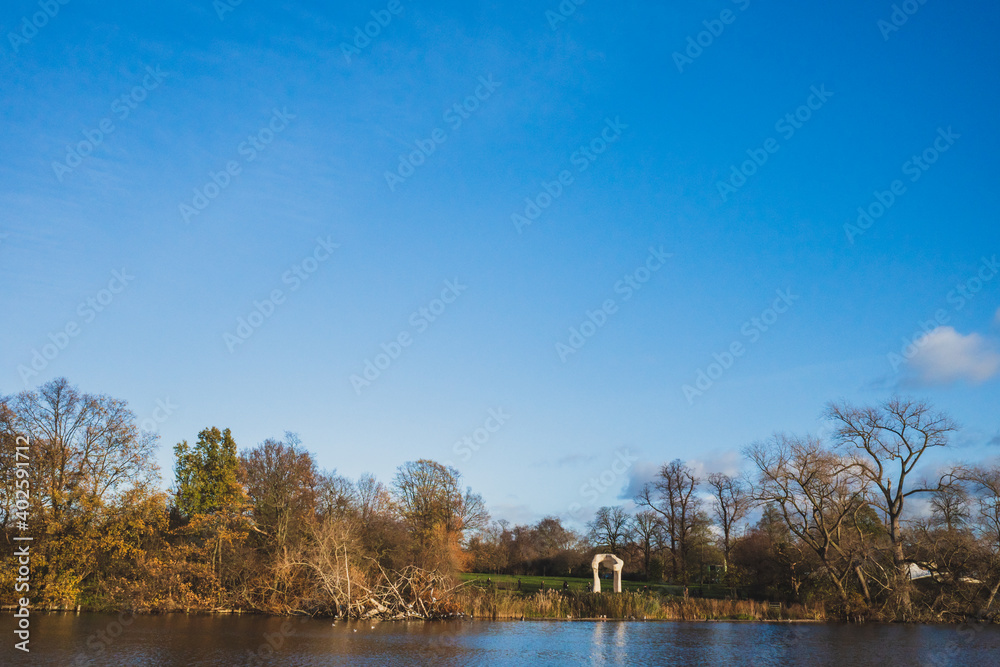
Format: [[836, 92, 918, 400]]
[[347, 562, 460, 620], [287, 544, 460, 619], [278, 519, 462, 619]]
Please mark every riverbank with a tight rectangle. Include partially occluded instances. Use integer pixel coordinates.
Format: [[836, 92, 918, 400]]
[[3, 593, 825, 622], [9, 589, 994, 624]]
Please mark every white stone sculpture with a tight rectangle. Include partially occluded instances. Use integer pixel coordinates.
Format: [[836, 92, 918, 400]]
[[591, 553, 624, 593]]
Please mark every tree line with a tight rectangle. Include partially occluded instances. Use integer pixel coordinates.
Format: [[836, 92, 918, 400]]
[[0, 378, 487, 617], [479, 397, 998, 622], [2, 379, 998, 621]]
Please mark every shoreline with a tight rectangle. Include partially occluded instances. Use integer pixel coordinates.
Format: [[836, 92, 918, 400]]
[[3, 608, 989, 626]]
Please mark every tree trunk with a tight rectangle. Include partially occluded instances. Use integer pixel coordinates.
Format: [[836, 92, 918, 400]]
[[854, 564, 872, 605], [982, 577, 1000, 619], [892, 531, 912, 618], [819, 549, 850, 608], [670, 533, 678, 582], [830, 573, 850, 606]]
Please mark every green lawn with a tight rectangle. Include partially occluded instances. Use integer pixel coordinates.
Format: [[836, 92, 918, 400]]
[[460, 573, 724, 597]]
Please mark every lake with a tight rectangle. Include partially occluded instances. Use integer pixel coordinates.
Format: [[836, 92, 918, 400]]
[[5, 613, 998, 666]]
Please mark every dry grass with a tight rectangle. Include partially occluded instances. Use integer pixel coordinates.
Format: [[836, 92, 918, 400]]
[[454, 587, 826, 621]]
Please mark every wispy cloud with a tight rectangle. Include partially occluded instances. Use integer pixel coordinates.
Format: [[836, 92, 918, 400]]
[[488, 502, 539, 526], [622, 450, 746, 501], [687, 450, 745, 479], [553, 453, 597, 467]]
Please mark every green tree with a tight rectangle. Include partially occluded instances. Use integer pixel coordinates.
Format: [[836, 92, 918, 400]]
[[173, 427, 243, 517]]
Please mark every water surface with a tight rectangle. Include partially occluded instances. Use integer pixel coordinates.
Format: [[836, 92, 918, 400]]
[[5, 613, 996, 666]]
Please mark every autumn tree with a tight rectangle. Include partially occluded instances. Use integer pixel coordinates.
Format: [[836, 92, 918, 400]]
[[89, 486, 173, 610], [0, 397, 23, 532], [2, 377, 157, 523], [532, 516, 578, 554], [392, 459, 488, 571], [508, 517, 582, 576], [467, 520, 514, 574], [170, 426, 249, 605], [239, 433, 318, 551], [826, 397, 957, 617], [730, 504, 813, 601], [0, 379, 159, 606]]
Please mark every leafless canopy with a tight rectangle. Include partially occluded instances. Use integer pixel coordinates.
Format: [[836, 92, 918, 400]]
[[587, 506, 632, 554], [635, 459, 704, 582], [706, 472, 752, 569], [825, 397, 957, 614], [746, 433, 869, 604], [826, 397, 957, 523]]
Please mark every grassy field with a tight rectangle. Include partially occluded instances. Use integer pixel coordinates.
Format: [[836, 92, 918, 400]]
[[460, 573, 728, 598]]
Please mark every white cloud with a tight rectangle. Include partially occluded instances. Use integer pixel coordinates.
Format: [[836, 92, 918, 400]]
[[907, 326, 1000, 385]]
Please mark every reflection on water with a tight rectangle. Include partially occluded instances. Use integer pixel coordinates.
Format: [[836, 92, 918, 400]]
[[590, 620, 628, 665], [4, 613, 999, 666]]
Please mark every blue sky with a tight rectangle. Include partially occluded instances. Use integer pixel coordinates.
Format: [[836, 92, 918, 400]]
[[2, 0, 998, 528]]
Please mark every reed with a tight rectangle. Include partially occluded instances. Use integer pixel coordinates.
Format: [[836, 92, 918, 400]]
[[454, 588, 826, 621]]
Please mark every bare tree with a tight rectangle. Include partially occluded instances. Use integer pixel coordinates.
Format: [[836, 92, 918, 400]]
[[316, 471, 357, 520], [356, 472, 392, 523], [468, 519, 513, 574], [929, 480, 971, 532], [631, 510, 664, 574], [964, 466, 1000, 617], [826, 397, 957, 616], [587, 506, 632, 554], [747, 433, 871, 607], [636, 459, 703, 582], [706, 472, 752, 572]]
